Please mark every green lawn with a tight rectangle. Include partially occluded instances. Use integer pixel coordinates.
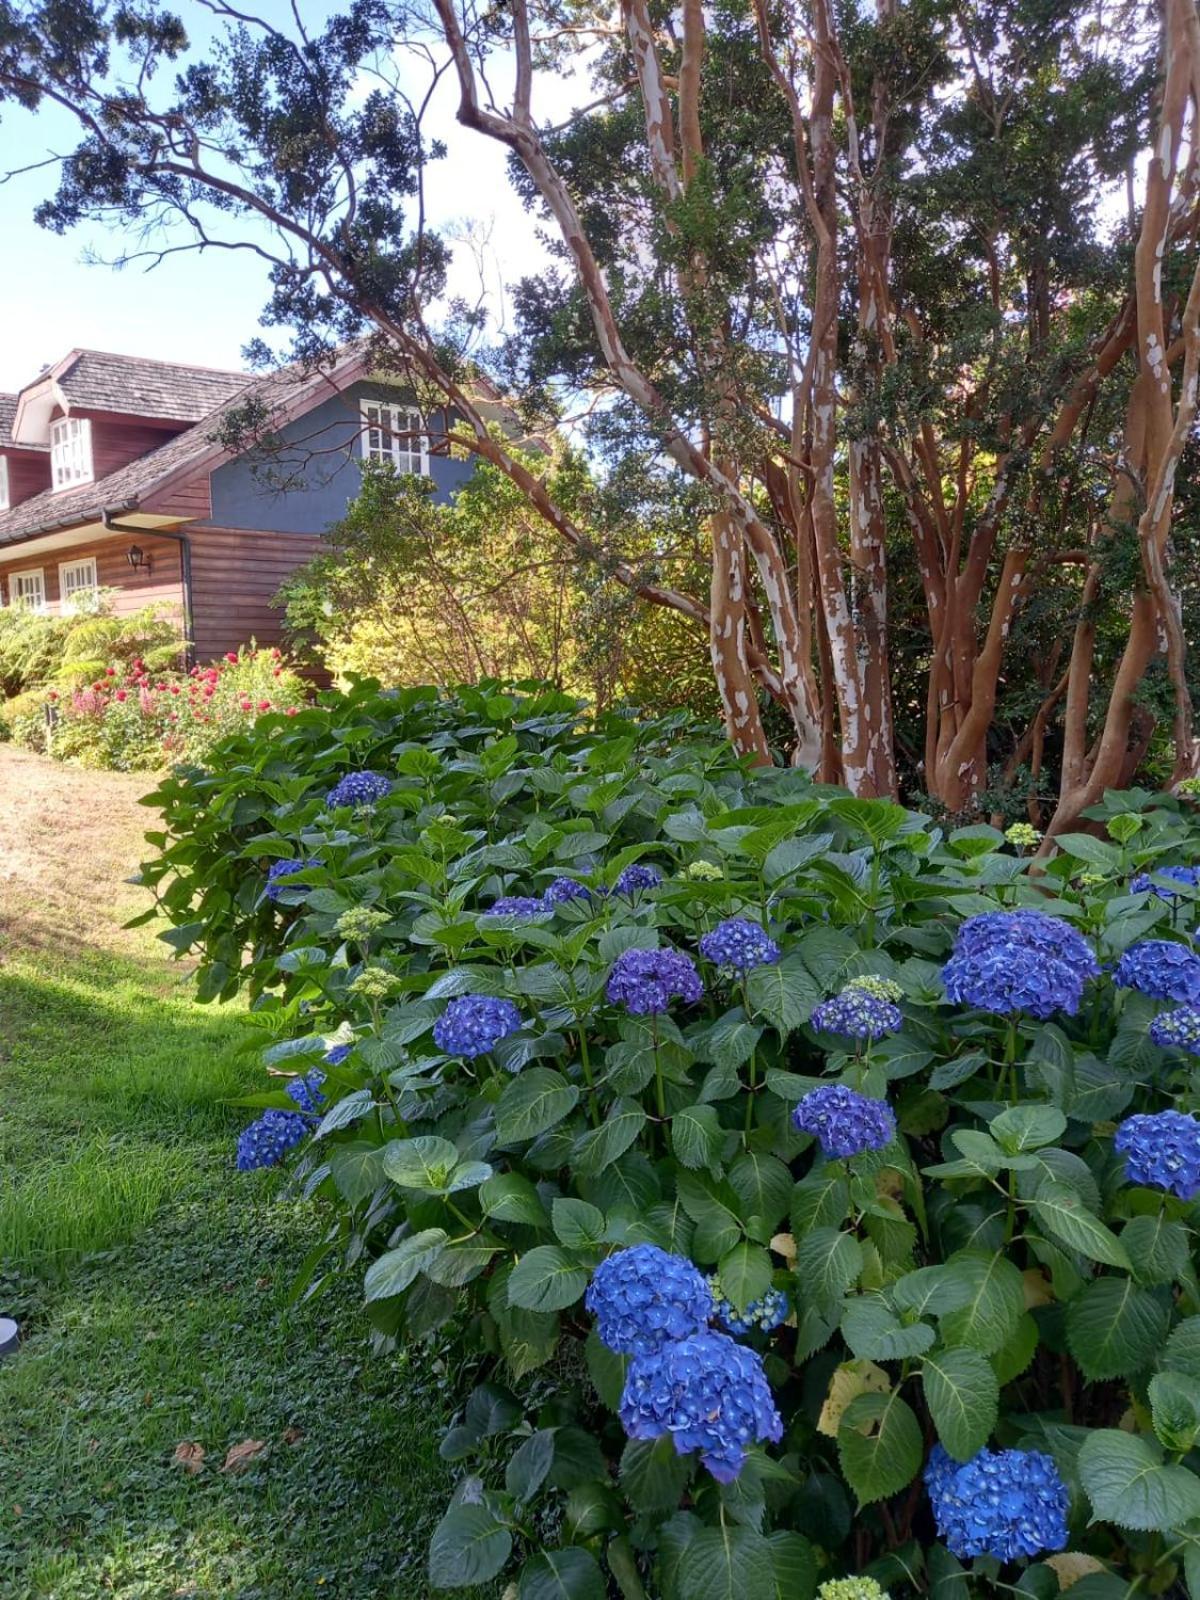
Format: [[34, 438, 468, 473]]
[[0, 762, 466, 1598]]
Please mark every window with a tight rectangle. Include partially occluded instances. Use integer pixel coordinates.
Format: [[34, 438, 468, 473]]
[[50, 417, 93, 490], [12, 569, 46, 612], [59, 556, 99, 615], [0, 456, 8, 511], [360, 402, 429, 476]]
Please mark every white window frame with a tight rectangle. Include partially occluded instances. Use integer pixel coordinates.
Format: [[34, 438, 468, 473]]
[[58, 555, 100, 615], [11, 568, 46, 612], [0, 456, 9, 512], [359, 401, 430, 476], [49, 416, 93, 490]]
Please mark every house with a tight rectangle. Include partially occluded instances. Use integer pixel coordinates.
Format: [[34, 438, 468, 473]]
[[0, 345, 485, 659]]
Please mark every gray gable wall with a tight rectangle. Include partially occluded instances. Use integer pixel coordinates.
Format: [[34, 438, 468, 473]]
[[206, 380, 473, 535]]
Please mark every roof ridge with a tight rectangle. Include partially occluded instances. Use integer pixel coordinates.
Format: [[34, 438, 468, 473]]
[[68, 347, 249, 377]]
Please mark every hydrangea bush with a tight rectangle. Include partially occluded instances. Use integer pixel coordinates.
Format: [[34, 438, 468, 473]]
[[140, 681, 1200, 1597]]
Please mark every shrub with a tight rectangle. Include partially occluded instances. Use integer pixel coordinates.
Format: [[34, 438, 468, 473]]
[[0, 595, 181, 698], [141, 685, 1200, 1597], [41, 645, 305, 771]]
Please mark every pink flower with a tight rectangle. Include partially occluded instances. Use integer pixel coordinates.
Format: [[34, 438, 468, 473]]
[[257, 699, 271, 712], [115, 689, 127, 702], [286, 707, 299, 717]]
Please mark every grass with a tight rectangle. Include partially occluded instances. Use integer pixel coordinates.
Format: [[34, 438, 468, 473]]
[[0, 753, 472, 1599]]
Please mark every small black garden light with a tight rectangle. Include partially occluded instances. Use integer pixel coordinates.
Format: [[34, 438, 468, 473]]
[[0, 1318, 18, 1360]]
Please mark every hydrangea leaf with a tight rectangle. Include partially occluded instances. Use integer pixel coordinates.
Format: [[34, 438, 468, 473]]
[[363, 1228, 448, 1301], [836, 1390, 923, 1507], [1147, 1370, 1200, 1452], [671, 1103, 725, 1172], [573, 1099, 647, 1176], [891, 1265, 973, 1319], [584, 1328, 628, 1410], [729, 1152, 794, 1234], [989, 1104, 1067, 1153], [1078, 1429, 1200, 1531], [677, 1523, 776, 1600], [495, 1067, 580, 1145], [938, 1252, 1025, 1355], [427, 1502, 513, 1588], [551, 1197, 606, 1250], [619, 1435, 694, 1514], [703, 1008, 764, 1070], [765, 1530, 817, 1600], [508, 1245, 589, 1312], [791, 1173, 851, 1238], [1066, 1277, 1170, 1380], [676, 1170, 744, 1261], [718, 1241, 773, 1313], [381, 1135, 466, 1193], [480, 1171, 551, 1227], [797, 1227, 865, 1312], [1031, 1183, 1132, 1271], [921, 1347, 999, 1460], [745, 952, 820, 1035], [1122, 1214, 1190, 1286], [506, 1428, 556, 1503], [517, 1546, 606, 1600], [840, 1298, 935, 1361], [1162, 1316, 1200, 1379]]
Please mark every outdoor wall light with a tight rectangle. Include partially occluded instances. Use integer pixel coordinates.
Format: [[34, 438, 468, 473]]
[[126, 544, 151, 574]]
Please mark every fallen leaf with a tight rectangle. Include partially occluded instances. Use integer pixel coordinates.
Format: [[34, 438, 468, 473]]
[[255, 1275, 271, 1290], [769, 1231, 797, 1264], [172, 1442, 205, 1475], [1022, 1268, 1053, 1308], [1046, 1553, 1107, 1590], [817, 1360, 890, 1438], [282, 1427, 304, 1446], [222, 1438, 267, 1473]]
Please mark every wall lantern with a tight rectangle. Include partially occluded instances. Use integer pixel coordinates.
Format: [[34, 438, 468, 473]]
[[126, 544, 151, 575]]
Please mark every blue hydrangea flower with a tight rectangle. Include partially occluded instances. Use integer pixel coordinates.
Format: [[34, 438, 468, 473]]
[[792, 1083, 896, 1158], [265, 858, 319, 902], [586, 1244, 713, 1355], [810, 988, 903, 1040], [613, 864, 663, 895], [619, 1329, 783, 1482], [1149, 1006, 1200, 1056], [1114, 1109, 1200, 1199], [324, 1043, 352, 1067], [925, 1444, 1068, 1562], [698, 918, 781, 975], [1131, 864, 1200, 900], [710, 1277, 788, 1337], [327, 770, 392, 808], [942, 912, 1097, 1019], [543, 876, 592, 906], [236, 1109, 309, 1171], [482, 896, 546, 919], [1114, 940, 1200, 1004], [433, 994, 522, 1059], [285, 1069, 326, 1113], [606, 947, 704, 1014]]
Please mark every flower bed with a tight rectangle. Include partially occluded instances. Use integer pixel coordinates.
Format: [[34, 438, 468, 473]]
[[140, 682, 1200, 1597]]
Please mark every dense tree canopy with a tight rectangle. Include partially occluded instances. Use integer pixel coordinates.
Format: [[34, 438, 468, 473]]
[[2, 0, 1198, 828]]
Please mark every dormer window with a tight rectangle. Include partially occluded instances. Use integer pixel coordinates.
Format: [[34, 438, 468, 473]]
[[360, 402, 430, 476], [0, 457, 8, 511], [50, 417, 93, 490]]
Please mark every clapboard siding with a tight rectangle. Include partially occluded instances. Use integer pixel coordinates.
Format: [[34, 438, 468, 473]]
[[187, 525, 319, 658], [0, 531, 184, 622], [2, 452, 51, 506]]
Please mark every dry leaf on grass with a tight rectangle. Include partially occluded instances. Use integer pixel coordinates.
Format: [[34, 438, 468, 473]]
[[222, 1439, 267, 1473], [172, 1442, 206, 1474], [282, 1427, 304, 1445]]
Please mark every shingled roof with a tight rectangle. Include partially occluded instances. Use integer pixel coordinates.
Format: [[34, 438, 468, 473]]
[[0, 394, 48, 452], [41, 350, 248, 424]]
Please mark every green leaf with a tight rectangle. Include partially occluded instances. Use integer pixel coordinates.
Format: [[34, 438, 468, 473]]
[[989, 1104, 1067, 1153], [671, 1103, 725, 1171], [518, 1548, 606, 1600], [1078, 1428, 1200, 1531], [745, 952, 820, 1035], [841, 1298, 934, 1361], [508, 1246, 589, 1312], [939, 1252, 1025, 1355], [676, 1170, 744, 1261], [717, 1241, 773, 1312], [837, 1390, 923, 1506], [677, 1525, 775, 1600], [796, 1228, 864, 1313], [729, 1152, 794, 1233], [790, 1173, 850, 1237], [551, 1197, 606, 1250], [382, 1136, 465, 1193], [506, 1429, 556, 1502], [364, 1229, 448, 1301], [1067, 1278, 1170, 1380], [922, 1347, 999, 1461], [480, 1172, 549, 1227], [1055, 833, 1122, 870], [765, 1532, 817, 1600], [585, 1328, 628, 1410], [892, 1266, 974, 1319], [619, 1434, 693, 1513], [704, 1008, 763, 1070], [495, 1067, 580, 1144], [1163, 1316, 1200, 1379], [427, 1503, 512, 1588], [573, 1098, 646, 1176], [1122, 1214, 1190, 1286], [1031, 1182, 1132, 1270], [1148, 1371, 1200, 1453]]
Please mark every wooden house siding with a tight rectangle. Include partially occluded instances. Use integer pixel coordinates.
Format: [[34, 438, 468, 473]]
[[187, 525, 319, 659], [2, 452, 51, 507], [0, 531, 184, 621]]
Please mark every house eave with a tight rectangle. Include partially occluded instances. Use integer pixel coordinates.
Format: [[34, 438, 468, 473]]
[[0, 508, 192, 562]]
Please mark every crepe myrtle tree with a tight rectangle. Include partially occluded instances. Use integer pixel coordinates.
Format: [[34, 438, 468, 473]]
[[3, 0, 1200, 816]]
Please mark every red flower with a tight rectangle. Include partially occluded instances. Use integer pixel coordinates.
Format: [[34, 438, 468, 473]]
[[225, 652, 239, 664], [286, 707, 299, 716], [105, 666, 116, 677], [115, 689, 127, 702], [48, 690, 59, 703], [239, 698, 252, 712], [257, 699, 271, 712]]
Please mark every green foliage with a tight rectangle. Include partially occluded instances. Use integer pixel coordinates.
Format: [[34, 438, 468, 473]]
[[140, 681, 1200, 1594], [0, 596, 181, 698]]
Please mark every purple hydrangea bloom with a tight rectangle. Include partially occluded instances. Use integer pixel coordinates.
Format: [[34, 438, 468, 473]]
[[606, 947, 704, 1015], [327, 770, 392, 808], [1149, 1006, 1200, 1056], [236, 1109, 309, 1171], [698, 918, 781, 975], [614, 864, 663, 895], [543, 876, 592, 906], [951, 910, 1099, 977], [586, 1244, 713, 1355], [433, 994, 522, 1059], [942, 911, 1097, 1020], [710, 1279, 789, 1337], [925, 1444, 1068, 1562], [482, 896, 546, 919], [619, 1330, 783, 1482], [810, 989, 903, 1041], [1131, 864, 1200, 901], [265, 858, 319, 902], [792, 1084, 896, 1158], [1114, 940, 1200, 1004], [285, 1069, 326, 1113], [1114, 1108, 1200, 1199], [324, 1043, 352, 1067]]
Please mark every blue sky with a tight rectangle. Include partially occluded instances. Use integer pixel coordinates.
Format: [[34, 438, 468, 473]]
[[0, 5, 561, 392]]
